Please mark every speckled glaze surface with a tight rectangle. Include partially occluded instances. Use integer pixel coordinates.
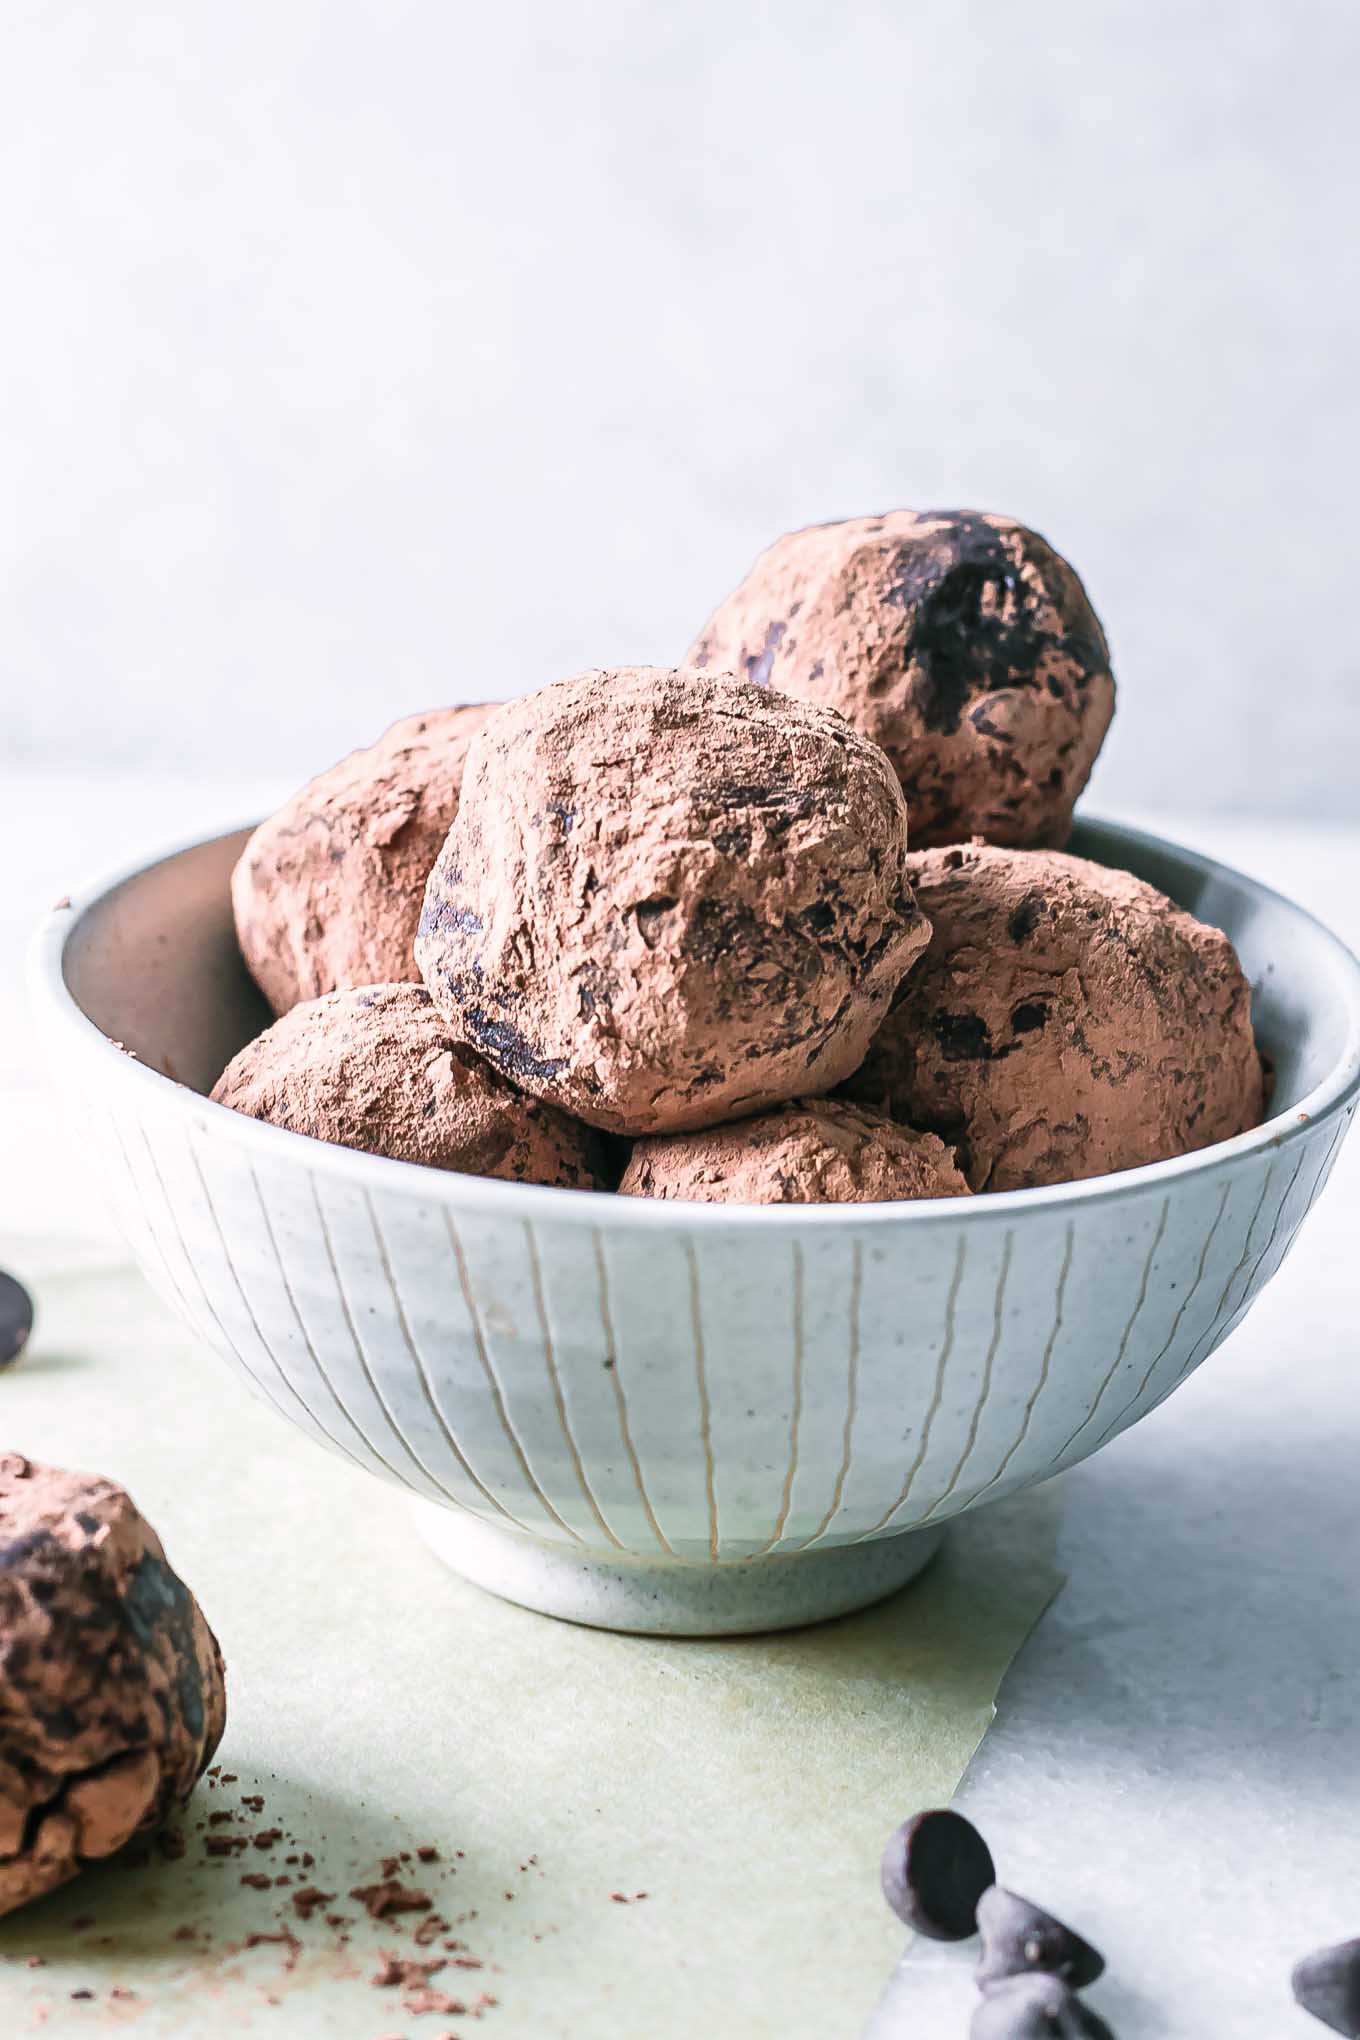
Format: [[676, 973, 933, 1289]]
[[29, 820, 1360, 1634]]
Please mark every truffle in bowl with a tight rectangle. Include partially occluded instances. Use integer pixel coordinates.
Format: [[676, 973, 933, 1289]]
[[28, 819, 1360, 1635]]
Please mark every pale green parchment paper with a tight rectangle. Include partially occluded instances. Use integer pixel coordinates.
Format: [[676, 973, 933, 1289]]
[[0, 1261, 1061, 2037]]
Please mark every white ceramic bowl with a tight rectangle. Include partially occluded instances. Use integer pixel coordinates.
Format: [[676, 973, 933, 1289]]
[[29, 818, 1360, 1634]]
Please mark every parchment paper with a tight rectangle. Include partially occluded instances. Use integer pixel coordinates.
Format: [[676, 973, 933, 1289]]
[[0, 1257, 1061, 2037]]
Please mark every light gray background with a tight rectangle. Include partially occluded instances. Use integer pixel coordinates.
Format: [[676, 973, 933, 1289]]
[[3, 0, 1357, 813]]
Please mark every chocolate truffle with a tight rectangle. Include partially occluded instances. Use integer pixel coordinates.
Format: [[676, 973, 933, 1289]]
[[0, 1454, 226, 1919], [688, 511, 1114, 849], [232, 704, 494, 1015], [843, 843, 1264, 1191], [619, 1100, 969, 1204], [211, 982, 606, 1187], [416, 667, 930, 1136]]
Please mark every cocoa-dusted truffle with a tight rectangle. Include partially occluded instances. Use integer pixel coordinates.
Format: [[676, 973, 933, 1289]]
[[688, 511, 1114, 849], [619, 1100, 969, 1204], [843, 843, 1265, 1191], [416, 667, 930, 1136], [232, 705, 494, 1015], [0, 1454, 225, 1919], [211, 982, 606, 1187]]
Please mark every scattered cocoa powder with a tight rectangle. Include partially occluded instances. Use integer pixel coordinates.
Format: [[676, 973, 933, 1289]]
[[371, 1950, 446, 1989], [291, 1886, 336, 1920], [242, 1928, 302, 1971], [350, 1879, 433, 1921], [403, 1984, 467, 2017]]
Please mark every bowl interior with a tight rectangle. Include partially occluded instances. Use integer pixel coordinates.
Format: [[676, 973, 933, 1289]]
[[61, 826, 267, 1095], [58, 817, 1354, 1124]]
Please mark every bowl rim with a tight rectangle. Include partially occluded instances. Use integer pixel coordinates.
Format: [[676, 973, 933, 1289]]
[[28, 813, 1360, 1233]]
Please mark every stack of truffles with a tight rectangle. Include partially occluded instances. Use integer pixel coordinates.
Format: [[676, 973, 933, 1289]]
[[218, 511, 1265, 1202]]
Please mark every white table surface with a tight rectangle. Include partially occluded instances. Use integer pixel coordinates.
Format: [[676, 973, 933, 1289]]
[[3, 772, 1358, 2039]]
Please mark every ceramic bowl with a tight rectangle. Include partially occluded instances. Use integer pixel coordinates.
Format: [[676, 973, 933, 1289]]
[[29, 819, 1360, 1635]]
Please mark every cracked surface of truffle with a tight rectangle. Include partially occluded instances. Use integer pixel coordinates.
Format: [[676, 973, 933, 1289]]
[[843, 843, 1265, 1191], [0, 1454, 225, 1919], [211, 983, 606, 1187], [618, 1100, 969, 1204], [688, 511, 1114, 849], [232, 705, 494, 1015], [416, 667, 930, 1135]]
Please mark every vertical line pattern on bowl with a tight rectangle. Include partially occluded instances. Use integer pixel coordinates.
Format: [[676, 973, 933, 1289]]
[[440, 1207, 581, 1542], [523, 1218, 622, 1550], [112, 1111, 227, 1362], [367, 1197, 540, 1533], [1051, 1196, 1171, 1465], [759, 1240, 805, 1555], [112, 1111, 297, 1437], [249, 1162, 409, 1484], [308, 1176, 461, 1506], [921, 1229, 1015, 1522], [857, 1236, 967, 1540], [1169, 1157, 1282, 1390], [1178, 1114, 1345, 1384], [685, 1239, 721, 1563], [185, 1131, 372, 1470], [591, 1230, 673, 1557], [1092, 1182, 1231, 1447], [792, 1238, 862, 1552], [966, 1222, 1076, 1508]]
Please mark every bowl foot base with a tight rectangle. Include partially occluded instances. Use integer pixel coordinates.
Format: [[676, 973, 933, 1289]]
[[410, 1503, 945, 1636]]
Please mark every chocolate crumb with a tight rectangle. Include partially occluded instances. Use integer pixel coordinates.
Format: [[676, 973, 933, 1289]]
[[350, 1880, 433, 1921], [243, 1928, 302, 1971], [240, 1872, 272, 1891], [292, 1886, 337, 1920], [403, 1984, 466, 2017], [371, 1951, 446, 1990]]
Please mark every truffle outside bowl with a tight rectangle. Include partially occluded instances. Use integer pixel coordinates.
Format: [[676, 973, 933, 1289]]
[[29, 821, 1360, 1636]]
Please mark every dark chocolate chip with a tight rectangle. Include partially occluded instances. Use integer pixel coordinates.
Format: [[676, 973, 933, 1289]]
[[971, 1972, 1115, 2038], [880, 1809, 995, 1940], [1293, 1938, 1360, 2036], [934, 1012, 994, 1062], [977, 1886, 1104, 1992], [0, 1270, 34, 1368], [1009, 1002, 1049, 1038]]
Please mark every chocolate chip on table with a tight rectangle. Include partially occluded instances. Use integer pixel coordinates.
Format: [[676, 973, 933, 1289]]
[[971, 1972, 1115, 2038], [0, 1269, 34, 1367], [879, 1809, 996, 1939], [1292, 1938, 1360, 2036], [977, 1886, 1105, 1992]]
